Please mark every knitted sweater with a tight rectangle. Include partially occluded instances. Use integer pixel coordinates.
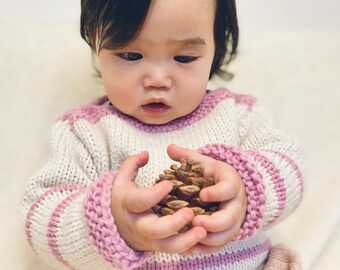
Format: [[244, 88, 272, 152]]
[[21, 88, 303, 270]]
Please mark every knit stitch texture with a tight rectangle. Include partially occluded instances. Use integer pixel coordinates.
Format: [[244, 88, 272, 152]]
[[21, 88, 303, 270]]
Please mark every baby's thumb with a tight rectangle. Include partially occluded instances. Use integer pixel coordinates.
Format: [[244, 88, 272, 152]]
[[114, 151, 149, 187]]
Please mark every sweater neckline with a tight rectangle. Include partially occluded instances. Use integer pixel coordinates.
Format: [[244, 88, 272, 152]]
[[61, 88, 256, 132], [104, 88, 254, 133]]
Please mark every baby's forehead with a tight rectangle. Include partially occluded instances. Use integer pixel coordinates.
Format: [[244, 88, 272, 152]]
[[127, 2, 215, 49]]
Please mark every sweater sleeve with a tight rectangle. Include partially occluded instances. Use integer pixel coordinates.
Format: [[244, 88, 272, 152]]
[[21, 120, 150, 270], [198, 103, 303, 241]]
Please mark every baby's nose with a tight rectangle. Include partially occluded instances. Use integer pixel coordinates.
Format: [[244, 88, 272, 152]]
[[143, 65, 172, 90]]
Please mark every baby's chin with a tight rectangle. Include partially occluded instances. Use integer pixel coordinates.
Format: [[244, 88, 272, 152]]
[[135, 116, 176, 125], [134, 113, 185, 126]]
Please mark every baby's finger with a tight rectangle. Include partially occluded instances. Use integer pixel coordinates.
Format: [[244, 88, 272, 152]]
[[167, 144, 214, 166], [153, 226, 207, 254], [193, 201, 243, 232], [114, 151, 149, 188], [196, 223, 240, 246], [138, 208, 195, 238], [124, 180, 173, 213], [200, 179, 240, 203]]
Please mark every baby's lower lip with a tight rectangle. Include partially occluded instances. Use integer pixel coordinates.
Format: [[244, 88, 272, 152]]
[[142, 103, 170, 116]]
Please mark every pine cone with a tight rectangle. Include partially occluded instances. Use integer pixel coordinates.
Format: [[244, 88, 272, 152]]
[[152, 158, 219, 233]]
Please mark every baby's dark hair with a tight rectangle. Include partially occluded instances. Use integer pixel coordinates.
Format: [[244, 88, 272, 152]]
[[80, 0, 238, 79]]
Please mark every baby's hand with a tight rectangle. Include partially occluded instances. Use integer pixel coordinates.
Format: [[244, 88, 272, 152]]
[[167, 144, 247, 254], [110, 151, 207, 253]]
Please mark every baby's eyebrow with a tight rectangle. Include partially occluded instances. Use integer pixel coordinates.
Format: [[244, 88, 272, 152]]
[[131, 37, 207, 49], [167, 37, 206, 46]]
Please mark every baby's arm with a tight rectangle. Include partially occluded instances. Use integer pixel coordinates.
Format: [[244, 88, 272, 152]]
[[198, 102, 303, 240], [21, 121, 151, 270], [165, 100, 303, 254], [236, 103, 303, 231]]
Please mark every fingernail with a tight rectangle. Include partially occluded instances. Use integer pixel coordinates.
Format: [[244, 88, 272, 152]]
[[183, 210, 193, 221], [163, 180, 173, 191]]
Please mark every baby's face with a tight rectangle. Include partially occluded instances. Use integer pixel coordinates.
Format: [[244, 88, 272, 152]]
[[98, 0, 216, 124]]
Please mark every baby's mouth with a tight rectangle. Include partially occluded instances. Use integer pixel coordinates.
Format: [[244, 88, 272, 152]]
[[147, 102, 167, 108], [142, 102, 170, 115]]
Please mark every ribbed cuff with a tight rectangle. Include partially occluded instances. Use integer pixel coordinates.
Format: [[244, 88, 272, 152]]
[[198, 144, 265, 240], [84, 172, 150, 269]]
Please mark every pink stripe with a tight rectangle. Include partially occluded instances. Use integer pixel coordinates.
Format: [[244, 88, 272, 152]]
[[198, 144, 265, 240], [264, 150, 304, 195], [47, 190, 84, 269], [137, 239, 271, 269], [248, 151, 286, 226], [25, 185, 82, 248], [60, 88, 256, 132], [84, 172, 151, 269]]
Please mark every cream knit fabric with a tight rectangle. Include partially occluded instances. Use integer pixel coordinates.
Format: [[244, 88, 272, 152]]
[[21, 88, 303, 270]]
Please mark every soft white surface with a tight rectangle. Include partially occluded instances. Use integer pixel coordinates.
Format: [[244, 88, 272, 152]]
[[0, 20, 339, 270]]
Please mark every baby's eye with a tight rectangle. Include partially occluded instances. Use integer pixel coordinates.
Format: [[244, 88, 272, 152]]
[[174, 55, 198, 64], [117, 52, 143, 61]]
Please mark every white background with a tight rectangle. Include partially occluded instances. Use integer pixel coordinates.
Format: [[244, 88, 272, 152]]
[[0, 0, 340, 30], [0, 1, 339, 270]]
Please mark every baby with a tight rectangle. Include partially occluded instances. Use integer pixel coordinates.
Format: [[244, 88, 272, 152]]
[[22, 0, 303, 269]]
